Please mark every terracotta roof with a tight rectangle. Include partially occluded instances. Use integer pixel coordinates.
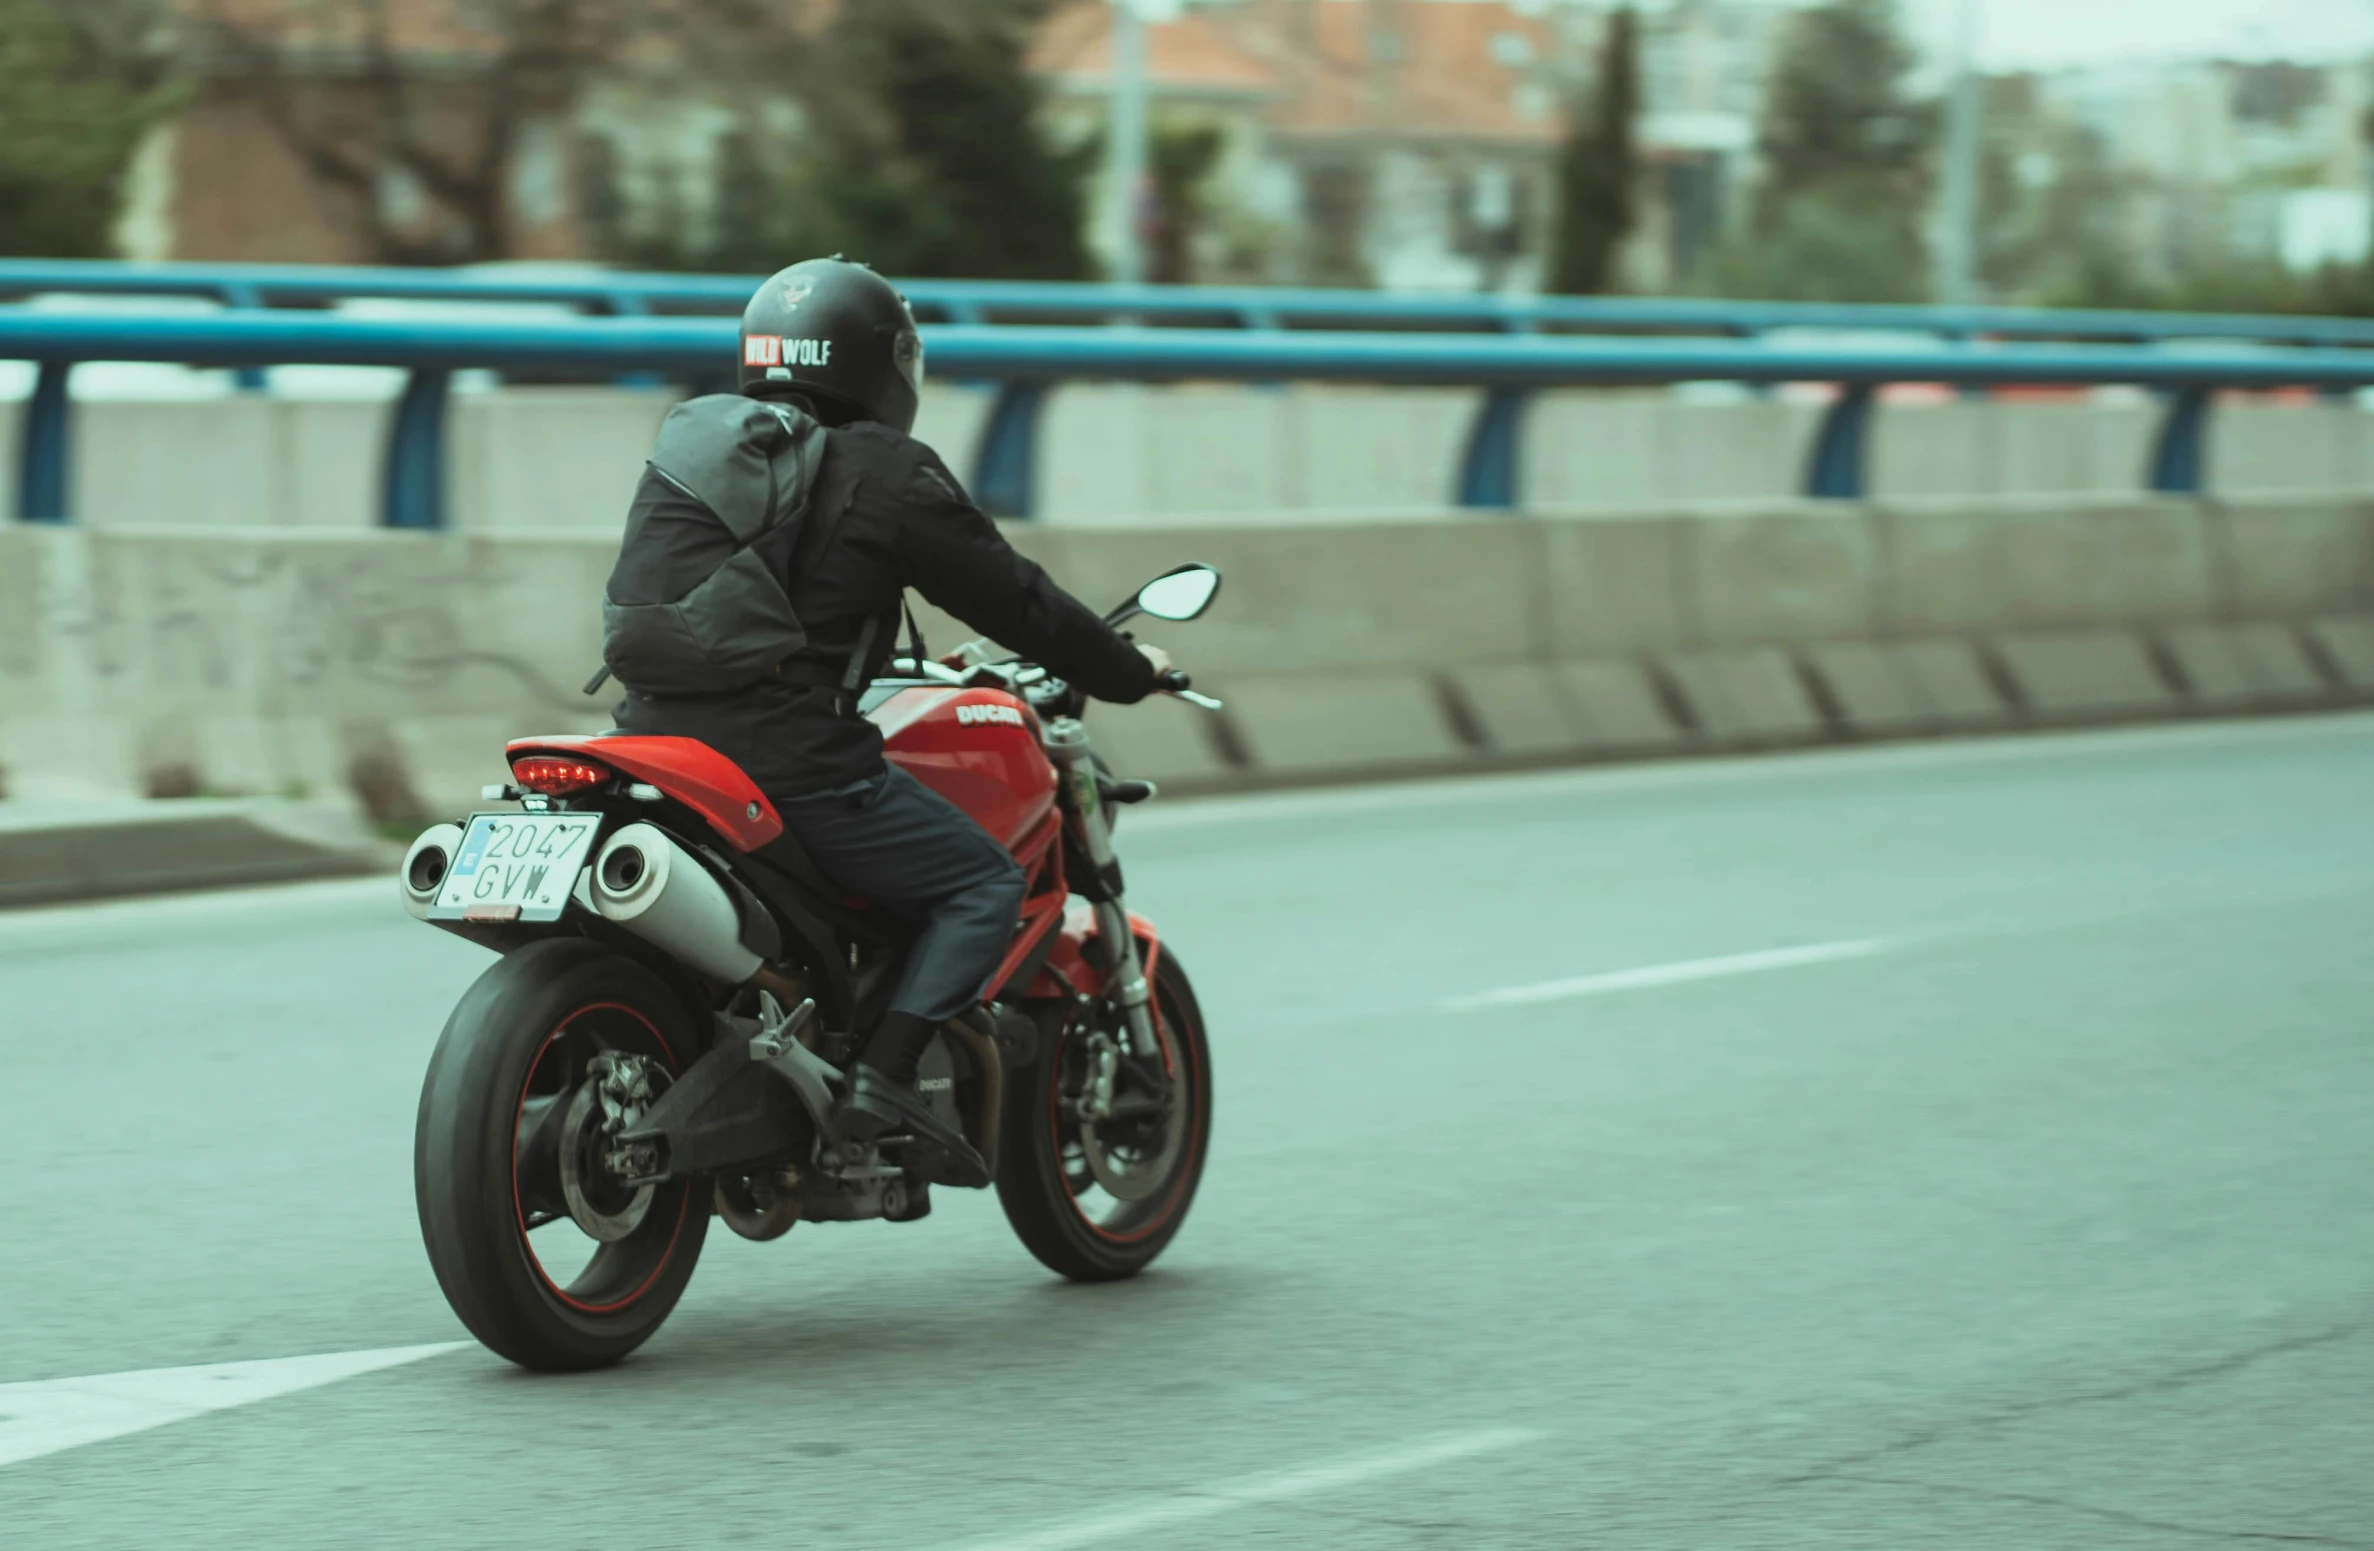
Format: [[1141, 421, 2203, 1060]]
[[1205, 0, 1569, 145], [1033, 2, 1281, 97]]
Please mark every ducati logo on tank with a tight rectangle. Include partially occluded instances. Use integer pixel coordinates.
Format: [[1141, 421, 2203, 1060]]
[[956, 703, 1026, 728], [743, 336, 834, 367]]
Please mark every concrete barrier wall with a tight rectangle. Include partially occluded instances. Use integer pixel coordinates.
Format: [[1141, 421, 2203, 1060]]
[[21, 385, 2374, 531], [2210, 401, 2374, 493], [1036, 383, 1480, 520], [1871, 400, 2165, 498], [1524, 394, 1828, 509], [7, 493, 2372, 814], [38, 384, 993, 533]]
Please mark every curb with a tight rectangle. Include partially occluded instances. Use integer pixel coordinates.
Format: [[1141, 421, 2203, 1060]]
[[0, 800, 396, 911]]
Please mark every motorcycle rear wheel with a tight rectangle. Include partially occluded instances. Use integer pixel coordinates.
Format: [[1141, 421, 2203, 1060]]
[[996, 949, 1212, 1281], [415, 938, 709, 1371]]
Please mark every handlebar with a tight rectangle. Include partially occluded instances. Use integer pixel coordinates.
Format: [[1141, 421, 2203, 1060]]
[[1153, 668, 1222, 710], [926, 658, 1221, 713]]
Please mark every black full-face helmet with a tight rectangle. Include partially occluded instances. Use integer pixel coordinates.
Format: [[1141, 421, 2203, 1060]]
[[737, 257, 925, 433]]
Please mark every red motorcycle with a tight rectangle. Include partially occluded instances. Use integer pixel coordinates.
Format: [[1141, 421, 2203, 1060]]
[[403, 565, 1224, 1371]]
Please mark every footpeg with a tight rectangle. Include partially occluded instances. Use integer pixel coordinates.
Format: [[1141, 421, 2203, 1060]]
[[834, 1069, 990, 1188]]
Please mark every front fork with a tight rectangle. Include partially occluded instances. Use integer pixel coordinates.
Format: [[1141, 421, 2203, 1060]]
[[1043, 717, 1160, 1063]]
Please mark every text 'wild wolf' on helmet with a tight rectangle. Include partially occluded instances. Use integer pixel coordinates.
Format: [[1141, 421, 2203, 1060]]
[[738, 257, 925, 435]]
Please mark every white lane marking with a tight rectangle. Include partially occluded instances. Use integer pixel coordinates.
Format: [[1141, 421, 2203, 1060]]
[[950, 1428, 1544, 1551], [1444, 939, 1889, 1011], [0, 1343, 465, 1470]]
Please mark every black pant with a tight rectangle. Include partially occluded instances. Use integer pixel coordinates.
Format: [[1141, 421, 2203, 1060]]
[[772, 763, 1026, 1025]]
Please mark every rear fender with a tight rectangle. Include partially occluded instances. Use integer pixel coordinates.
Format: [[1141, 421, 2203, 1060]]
[[1030, 900, 1160, 1001]]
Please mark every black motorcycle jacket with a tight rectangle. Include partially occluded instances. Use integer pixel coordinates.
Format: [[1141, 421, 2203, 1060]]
[[612, 418, 1159, 797]]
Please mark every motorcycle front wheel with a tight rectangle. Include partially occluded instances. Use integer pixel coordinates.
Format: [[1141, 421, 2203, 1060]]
[[415, 938, 709, 1371], [997, 948, 1212, 1281]]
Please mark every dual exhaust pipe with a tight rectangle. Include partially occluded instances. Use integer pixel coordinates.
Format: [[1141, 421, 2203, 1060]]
[[401, 819, 763, 985]]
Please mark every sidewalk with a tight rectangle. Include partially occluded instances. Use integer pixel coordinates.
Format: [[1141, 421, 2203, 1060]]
[[0, 799, 394, 910]]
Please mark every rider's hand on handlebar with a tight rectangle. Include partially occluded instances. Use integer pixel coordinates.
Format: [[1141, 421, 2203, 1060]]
[[1137, 643, 1173, 679]]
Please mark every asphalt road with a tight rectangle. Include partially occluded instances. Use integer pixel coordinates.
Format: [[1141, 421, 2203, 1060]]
[[4, 715, 2371, 1549]]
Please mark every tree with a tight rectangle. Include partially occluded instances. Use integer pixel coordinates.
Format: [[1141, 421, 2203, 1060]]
[[192, 0, 635, 265], [48, 0, 1095, 277], [1545, 6, 1638, 295], [0, 0, 176, 256], [795, 0, 1092, 280], [1148, 121, 1226, 284], [1709, 0, 1936, 302]]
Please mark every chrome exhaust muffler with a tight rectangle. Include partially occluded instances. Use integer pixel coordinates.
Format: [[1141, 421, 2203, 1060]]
[[399, 824, 464, 920], [400, 821, 544, 951], [591, 823, 764, 985]]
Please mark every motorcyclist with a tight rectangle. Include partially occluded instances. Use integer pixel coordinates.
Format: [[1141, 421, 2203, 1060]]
[[606, 257, 1167, 1179]]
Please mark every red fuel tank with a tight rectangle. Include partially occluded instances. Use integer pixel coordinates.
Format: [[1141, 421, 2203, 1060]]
[[871, 686, 1058, 856]]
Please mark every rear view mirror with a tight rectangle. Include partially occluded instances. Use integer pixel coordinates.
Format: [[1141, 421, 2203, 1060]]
[[1131, 564, 1221, 623]]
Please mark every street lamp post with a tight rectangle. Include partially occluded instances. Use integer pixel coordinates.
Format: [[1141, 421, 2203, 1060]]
[[1105, 0, 1150, 286], [1937, 0, 1982, 306]]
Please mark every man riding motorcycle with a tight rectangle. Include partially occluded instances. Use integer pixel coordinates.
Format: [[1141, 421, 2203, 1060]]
[[600, 257, 1168, 1180]]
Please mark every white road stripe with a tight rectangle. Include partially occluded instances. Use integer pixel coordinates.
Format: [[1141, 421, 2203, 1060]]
[[950, 1428, 1543, 1551], [0, 1343, 465, 1470], [1443, 939, 1889, 1010]]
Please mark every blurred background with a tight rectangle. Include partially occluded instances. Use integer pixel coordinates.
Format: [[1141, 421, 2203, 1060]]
[[6, 10, 2374, 1549], [13, 0, 2374, 308], [12, 0, 2374, 309]]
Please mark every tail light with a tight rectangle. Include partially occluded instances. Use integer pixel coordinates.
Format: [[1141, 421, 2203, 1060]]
[[510, 755, 612, 796]]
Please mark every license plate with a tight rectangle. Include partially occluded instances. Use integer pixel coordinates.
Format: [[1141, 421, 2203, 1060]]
[[429, 812, 604, 923]]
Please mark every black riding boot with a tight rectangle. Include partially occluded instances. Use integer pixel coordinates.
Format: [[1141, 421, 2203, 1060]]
[[833, 1014, 990, 1187]]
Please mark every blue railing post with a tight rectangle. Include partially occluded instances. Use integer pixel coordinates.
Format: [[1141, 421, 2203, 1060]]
[[16, 361, 72, 522], [383, 368, 451, 529], [1805, 383, 1876, 499], [1456, 313, 1538, 509], [973, 380, 1048, 519], [221, 282, 270, 391], [1457, 386, 1528, 509], [2149, 386, 2212, 495]]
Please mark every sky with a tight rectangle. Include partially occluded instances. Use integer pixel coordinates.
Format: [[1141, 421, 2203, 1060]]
[[1138, 1, 2374, 73], [1897, 0, 2374, 72]]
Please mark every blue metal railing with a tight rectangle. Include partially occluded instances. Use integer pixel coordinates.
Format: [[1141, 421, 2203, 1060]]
[[6, 308, 2374, 525], [8, 256, 2374, 346]]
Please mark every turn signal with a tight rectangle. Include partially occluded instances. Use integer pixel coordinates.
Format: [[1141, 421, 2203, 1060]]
[[509, 755, 612, 796]]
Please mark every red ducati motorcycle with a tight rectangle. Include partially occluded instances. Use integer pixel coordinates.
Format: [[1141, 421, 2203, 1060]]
[[403, 565, 1223, 1371]]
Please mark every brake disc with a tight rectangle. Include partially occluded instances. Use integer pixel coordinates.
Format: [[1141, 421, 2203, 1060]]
[[557, 1062, 658, 1242], [1077, 1030, 1184, 1203]]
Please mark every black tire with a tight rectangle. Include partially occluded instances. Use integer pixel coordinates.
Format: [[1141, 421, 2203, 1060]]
[[415, 938, 710, 1371], [996, 948, 1212, 1281]]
